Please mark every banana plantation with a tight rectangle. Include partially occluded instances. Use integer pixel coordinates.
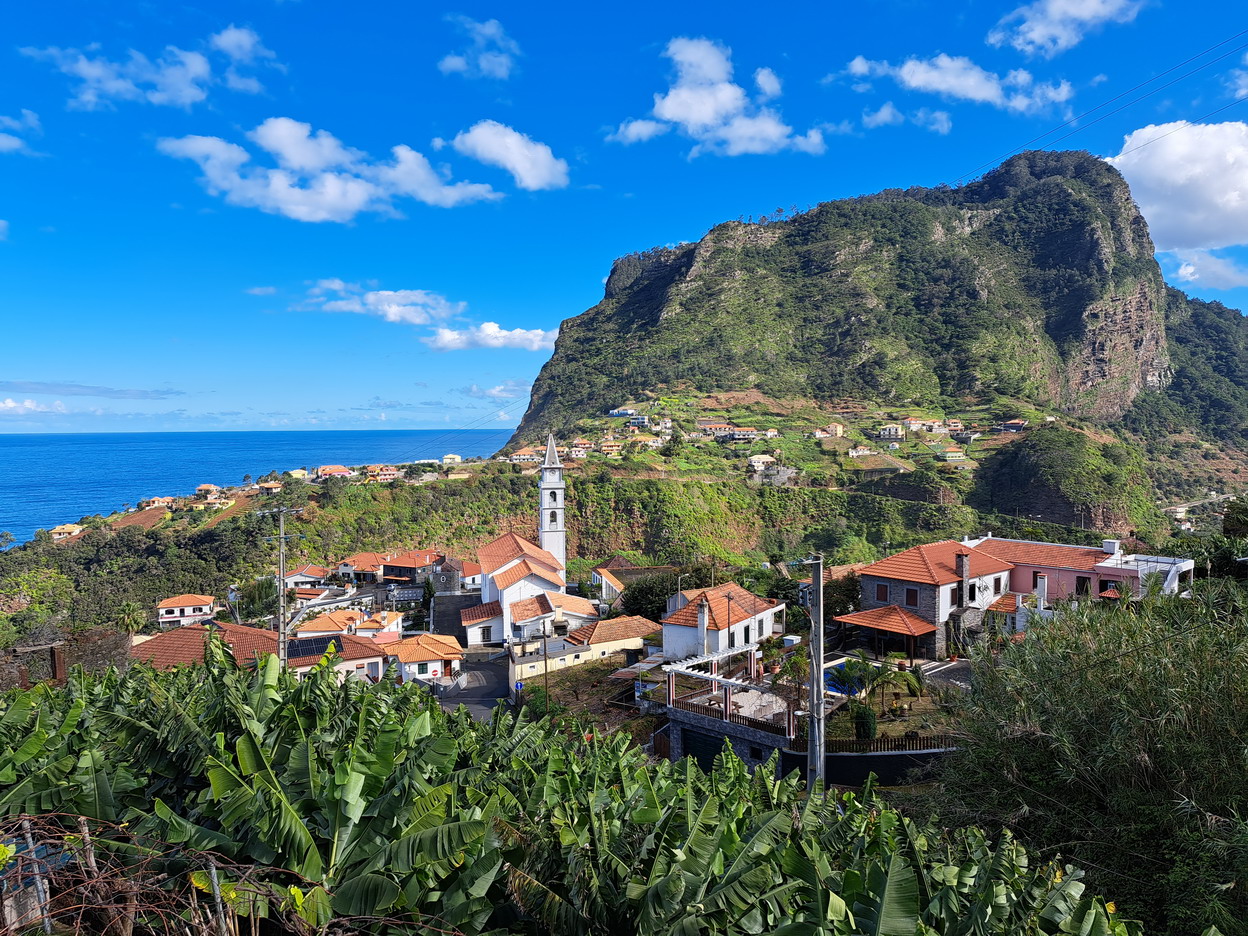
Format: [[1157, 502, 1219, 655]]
[[0, 641, 1135, 935]]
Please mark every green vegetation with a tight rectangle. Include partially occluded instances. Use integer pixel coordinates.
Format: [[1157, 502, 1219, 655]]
[[933, 580, 1248, 935], [0, 646, 1136, 934]]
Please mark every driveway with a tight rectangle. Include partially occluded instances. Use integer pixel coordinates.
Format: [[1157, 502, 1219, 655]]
[[449, 658, 509, 721]]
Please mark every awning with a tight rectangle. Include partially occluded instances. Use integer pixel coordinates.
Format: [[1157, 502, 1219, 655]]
[[832, 606, 936, 637]]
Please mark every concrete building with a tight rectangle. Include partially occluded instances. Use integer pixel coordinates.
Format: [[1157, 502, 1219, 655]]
[[661, 583, 785, 660]]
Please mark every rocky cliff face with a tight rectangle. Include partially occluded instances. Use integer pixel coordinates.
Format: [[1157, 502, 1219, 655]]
[[514, 151, 1172, 440]]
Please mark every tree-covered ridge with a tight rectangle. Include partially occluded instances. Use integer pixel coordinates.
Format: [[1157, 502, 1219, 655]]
[[516, 150, 1174, 440], [0, 647, 1137, 935]]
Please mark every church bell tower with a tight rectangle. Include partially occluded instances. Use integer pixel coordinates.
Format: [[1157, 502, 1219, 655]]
[[539, 433, 567, 576]]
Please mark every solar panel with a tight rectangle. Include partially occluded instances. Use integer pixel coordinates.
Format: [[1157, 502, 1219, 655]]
[[287, 635, 338, 659]]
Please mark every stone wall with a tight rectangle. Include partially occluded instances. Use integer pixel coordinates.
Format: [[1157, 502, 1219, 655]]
[[666, 706, 789, 773], [0, 627, 132, 691]]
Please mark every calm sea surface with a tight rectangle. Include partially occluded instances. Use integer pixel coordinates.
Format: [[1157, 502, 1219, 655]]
[[0, 429, 511, 543]]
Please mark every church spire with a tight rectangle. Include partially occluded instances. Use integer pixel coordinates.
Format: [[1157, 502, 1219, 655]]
[[543, 433, 563, 468]]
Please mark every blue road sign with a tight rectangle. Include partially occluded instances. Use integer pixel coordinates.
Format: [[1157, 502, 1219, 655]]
[[514, 681, 524, 692]]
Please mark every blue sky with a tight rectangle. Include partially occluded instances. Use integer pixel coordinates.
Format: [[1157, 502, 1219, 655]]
[[1, 0, 1247, 433]]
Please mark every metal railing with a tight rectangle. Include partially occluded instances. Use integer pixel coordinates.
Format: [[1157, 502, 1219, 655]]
[[788, 733, 957, 753]]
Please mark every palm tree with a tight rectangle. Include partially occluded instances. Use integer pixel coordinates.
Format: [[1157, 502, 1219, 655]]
[[114, 600, 148, 634]]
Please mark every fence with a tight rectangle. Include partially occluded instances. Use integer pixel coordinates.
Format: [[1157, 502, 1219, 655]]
[[787, 733, 958, 754], [671, 699, 789, 737]]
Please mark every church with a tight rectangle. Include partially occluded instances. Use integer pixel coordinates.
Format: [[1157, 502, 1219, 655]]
[[459, 436, 598, 646]]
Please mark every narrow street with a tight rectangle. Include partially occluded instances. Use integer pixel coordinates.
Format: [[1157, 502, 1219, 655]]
[[449, 656, 509, 721]]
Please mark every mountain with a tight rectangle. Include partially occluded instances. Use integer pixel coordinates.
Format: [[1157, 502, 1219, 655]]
[[513, 150, 1246, 444]]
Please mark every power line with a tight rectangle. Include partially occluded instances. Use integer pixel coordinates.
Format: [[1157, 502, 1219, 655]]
[[1109, 96, 1248, 160], [953, 27, 1248, 185]]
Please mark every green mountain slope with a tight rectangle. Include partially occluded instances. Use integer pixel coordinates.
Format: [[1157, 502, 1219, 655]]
[[516, 150, 1244, 442]]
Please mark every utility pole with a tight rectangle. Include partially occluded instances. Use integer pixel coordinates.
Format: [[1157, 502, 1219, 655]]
[[806, 553, 826, 792], [258, 506, 303, 668]]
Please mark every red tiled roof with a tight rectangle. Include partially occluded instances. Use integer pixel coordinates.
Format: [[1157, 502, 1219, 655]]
[[564, 615, 660, 646], [295, 608, 365, 633], [339, 552, 387, 573], [384, 549, 442, 568], [493, 558, 564, 591], [286, 564, 329, 578], [599, 555, 640, 571], [461, 561, 482, 576], [509, 591, 598, 624], [832, 606, 936, 636], [289, 633, 385, 667], [461, 601, 502, 625], [389, 633, 464, 664], [971, 538, 1110, 573], [1100, 588, 1122, 599], [662, 583, 777, 631], [477, 532, 565, 574], [988, 593, 1019, 613], [157, 593, 215, 609], [796, 563, 869, 586], [295, 587, 328, 600], [860, 541, 1013, 586], [133, 622, 275, 669]]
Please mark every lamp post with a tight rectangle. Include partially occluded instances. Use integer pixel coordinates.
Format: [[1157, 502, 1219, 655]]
[[546, 606, 564, 717]]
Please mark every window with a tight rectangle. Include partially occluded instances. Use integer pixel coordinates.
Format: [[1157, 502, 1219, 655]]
[[994, 576, 1003, 595], [749, 746, 763, 761], [549, 510, 558, 526], [549, 490, 557, 504], [481, 626, 492, 643], [729, 628, 737, 649], [968, 583, 977, 602], [875, 583, 888, 602], [1032, 571, 1042, 589], [417, 662, 428, 676], [1100, 579, 1120, 594], [950, 585, 960, 607], [904, 588, 918, 607], [1076, 576, 1091, 596]]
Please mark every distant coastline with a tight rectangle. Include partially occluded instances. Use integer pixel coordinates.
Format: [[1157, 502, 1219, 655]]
[[0, 429, 510, 544]]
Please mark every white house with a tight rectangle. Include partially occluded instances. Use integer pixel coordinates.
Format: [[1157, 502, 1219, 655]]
[[156, 594, 217, 628], [390, 633, 464, 683], [661, 583, 785, 661], [748, 454, 777, 471], [878, 424, 905, 440], [282, 564, 330, 589]]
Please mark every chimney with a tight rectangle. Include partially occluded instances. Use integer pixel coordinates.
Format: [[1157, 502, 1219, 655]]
[[955, 549, 971, 607], [1102, 539, 1121, 555], [697, 596, 710, 654], [1035, 573, 1048, 610]]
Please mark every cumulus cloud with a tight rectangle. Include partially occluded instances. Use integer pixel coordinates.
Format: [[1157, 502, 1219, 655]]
[[0, 398, 66, 415], [1171, 250, 1248, 290], [461, 379, 531, 400], [21, 28, 279, 109], [158, 117, 500, 222], [862, 101, 904, 128], [1106, 121, 1248, 251], [438, 16, 520, 79], [612, 37, 826, 157], [988, 0, 1143, 58], [305, 279, 465, 325], [0, 380, 183, 399], [451, 120, 569, 190], [425, 322, 558, 351], [914, 108, 953, 134], [844, 53, 1072, 114], [0, 110, 40, 154], [1230, 55, 1248, 100]]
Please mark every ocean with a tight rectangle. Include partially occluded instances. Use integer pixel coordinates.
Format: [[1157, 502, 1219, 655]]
[[0, 429, 512, 544]]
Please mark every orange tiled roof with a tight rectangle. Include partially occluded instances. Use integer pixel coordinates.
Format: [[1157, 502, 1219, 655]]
[[509, 591, 598, 624], [662, 583, 777, 631], [971, 538, 1109, 573], [389, 633, 464, 664], [460, 560, 482, 576], [133, 622, 273, 669], [988, 593, 1019, 613], [477, 532, 564, 574], [564, 615, 660, 646], [832, 606, 936, 636], [461, 601, 502, 625], [338, 552, 388, 573], [384, 549, 442, 568], [860, 541, 1013, 586], [286, 564, 329, 578], [493, 558, 565, 591], [157, 593, 215, 609], [295, 587, 328, 600], [295, 608, 364, 633], [288, 633, 387, 667]]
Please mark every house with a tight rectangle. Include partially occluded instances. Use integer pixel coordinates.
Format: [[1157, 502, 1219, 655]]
[[608, 407, 638, 417], [945, 419, 964, 431], [442, 453, 462, 466], [282, 563, 330, 588], [997, 419, 1029, 432], [390, 633, 464, 683], [49, 523, 84, 541], [633, 434, 664, 450], [951, 431, 982, 444], [731, 427, 759, 442], [598, 439, 624, 456], [847, 445, 874, 458], [365, 464, 400, 483], [354, 610, 405, 644], [336, 552, 388, 583], [900, 417, 926, 432], [294, 608, 367, 636], [438, 557, 483, 591], [563, 615, 660, 653], [287, 469, 308, 480], [629, 414, 650, 428], [381, 548, 443, 584], [510, 446, 542, 464], [257, 481, 283, 495], [592, 555, 640, 605], [510, 615, 660, 687], [701, 423, 734, 437], [832, 541, 1014, 658], [762, 428, 781, 439], [132, 621, 388, 681], [293, 587, 330, 609], [937, 446, 967, 461], [156, 593, 217, 627], [748, 454, 777, 471], [139, 496, 177, 511], [567, 443, 590, 459], [923, 420, 949, 434], [195, 483, 220, 497], [878, 424, 905, 440], [662, 583, 785, 660], [317, 465, 353, 479]]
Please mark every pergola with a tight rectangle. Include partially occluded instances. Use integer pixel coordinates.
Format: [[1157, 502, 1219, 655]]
[[832, 606, 936, 660]]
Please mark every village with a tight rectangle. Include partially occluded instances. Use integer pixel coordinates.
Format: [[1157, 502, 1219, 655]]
[[129, 433, 1197, 778]]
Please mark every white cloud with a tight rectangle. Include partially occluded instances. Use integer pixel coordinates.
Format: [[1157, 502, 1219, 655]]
[[914, 108, 953, 134], [1107, 121, 1248, 251], [21, 29, 279, 109], [0, 110, 40, 154], [462, 379, 531, 400], [844, 53, 1072, 114], [425, 322, 558, 352], [305, 279, 465, 325], [608, 119, 671, 144], [245, 285, 276, 295], [1171, 250, 1248, 290], [1230, 55, 1248, 100], [0, 398, 65, 415], [158, 118, 500, 222], [988, 0, 1143, 58], [613, 37, 825, 157], [451, 120, 569, 190], [862, 101, 904, 128], [0, 220, 8, 241], [438, 16, 520, 80]]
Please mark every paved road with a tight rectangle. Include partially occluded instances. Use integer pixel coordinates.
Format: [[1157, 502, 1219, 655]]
[[449, 658, 509, 721]]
